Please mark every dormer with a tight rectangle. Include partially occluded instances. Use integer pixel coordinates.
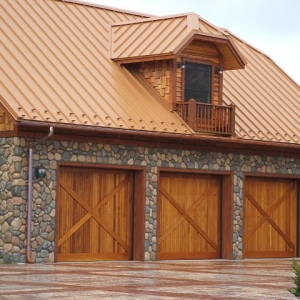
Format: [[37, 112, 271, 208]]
[[110, 13, 246, 136]]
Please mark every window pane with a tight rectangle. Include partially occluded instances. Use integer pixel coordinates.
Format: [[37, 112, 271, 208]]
[[184, 63, 211, 103]]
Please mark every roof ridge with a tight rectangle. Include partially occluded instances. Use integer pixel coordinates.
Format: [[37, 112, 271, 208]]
[[223, 28, 300, 88], [222, 28, 271, 58], [111, 12, 200, 26], [57, 0, 154, 17], [196, 15, 228, 36]]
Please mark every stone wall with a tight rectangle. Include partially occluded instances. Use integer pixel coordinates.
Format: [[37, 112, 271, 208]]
[[0, 137, 28, 263], [0, 136, 299, 263]]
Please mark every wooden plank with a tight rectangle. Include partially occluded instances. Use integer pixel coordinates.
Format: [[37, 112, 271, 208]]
[[90, 172, 99, 253], [222, 174, 233, 259], [245, 186, 295, 249], [59, 176, 131, 251], [57, 252, 129, 262], [244, 182, 296, 245], [159, 251, 219, 260], [58, 213, 91, 247], [158, 179, 219, 247], [139, 60, 172, 107], [58, 167, 133, 261], [245, 178, 297, 258], [245, 251, 295, 259], [158, 173, 221, 260], [0, 105, 15, 132]]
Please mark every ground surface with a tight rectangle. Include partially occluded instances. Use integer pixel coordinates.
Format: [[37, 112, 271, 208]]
[[0, 259, 296, 299]]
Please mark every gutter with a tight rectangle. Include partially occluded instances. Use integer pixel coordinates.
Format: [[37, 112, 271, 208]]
[[18, 120, 300, 152], [27, 127, 53, 263]]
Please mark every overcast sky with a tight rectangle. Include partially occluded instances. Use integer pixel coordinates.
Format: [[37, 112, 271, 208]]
[[83, 0, 300, 85]]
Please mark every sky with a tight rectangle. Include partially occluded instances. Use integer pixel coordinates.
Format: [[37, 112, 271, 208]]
[[82, 0, 300, 85]]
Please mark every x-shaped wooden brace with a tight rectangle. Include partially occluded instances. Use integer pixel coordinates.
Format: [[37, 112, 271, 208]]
[[245, 182, 295, 250], [159, 179, 219, 252], [58, 176, 130, 252]]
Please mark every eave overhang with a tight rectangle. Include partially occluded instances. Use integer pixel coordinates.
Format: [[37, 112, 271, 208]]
[[16, 120, 300, 158], [175, 31, 247, 70], [110, 13, 246, 70]]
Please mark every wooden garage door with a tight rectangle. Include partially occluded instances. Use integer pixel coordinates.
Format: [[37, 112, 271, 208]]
[[57, 167, 133, 262], [245, 177, 297, 258], [158, 173, 221, 260]]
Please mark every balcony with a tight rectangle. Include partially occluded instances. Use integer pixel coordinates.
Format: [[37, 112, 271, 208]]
[[176, 99, 236, 136]]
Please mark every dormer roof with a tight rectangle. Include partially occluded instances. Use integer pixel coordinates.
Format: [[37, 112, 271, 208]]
[[110, 13, 246, 70]]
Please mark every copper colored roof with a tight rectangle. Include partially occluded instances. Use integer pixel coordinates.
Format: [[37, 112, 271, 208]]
[[0, 0, 192, 134], [111, 14, 246, 70], [1, 0, 300, 145], [223, 31, 300, 144]]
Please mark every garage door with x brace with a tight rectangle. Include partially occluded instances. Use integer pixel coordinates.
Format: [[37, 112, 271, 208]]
[[245, 177, 297, 258], [57, 166, 133, 262], [158, 172, 221, 260]]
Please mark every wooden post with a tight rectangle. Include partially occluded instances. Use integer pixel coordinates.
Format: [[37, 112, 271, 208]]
[[188, 99, 196, 131], [230, 104, 236, 136], [171, 58, 178, 110]]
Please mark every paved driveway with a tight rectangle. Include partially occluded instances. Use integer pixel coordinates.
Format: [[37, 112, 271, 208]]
[[0, 259, 296, 299]]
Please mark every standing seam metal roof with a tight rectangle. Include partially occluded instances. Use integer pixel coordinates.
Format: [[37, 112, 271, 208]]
[[1, 0, 299, 144], [223, 31, 300, 144], [0, 0, 192, 134]]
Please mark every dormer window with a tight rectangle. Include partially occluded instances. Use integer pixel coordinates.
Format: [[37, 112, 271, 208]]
[[184, 62, 212, 103], [113, 14, 246, 136]]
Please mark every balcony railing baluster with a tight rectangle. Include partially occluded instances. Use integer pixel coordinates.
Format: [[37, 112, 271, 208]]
[[176, 99, 235, 136]]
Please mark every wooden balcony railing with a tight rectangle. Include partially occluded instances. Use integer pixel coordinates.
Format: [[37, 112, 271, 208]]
[[176, 99, 236, 136]]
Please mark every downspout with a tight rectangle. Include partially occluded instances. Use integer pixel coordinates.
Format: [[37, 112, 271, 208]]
[[27, 127, 54, 263]]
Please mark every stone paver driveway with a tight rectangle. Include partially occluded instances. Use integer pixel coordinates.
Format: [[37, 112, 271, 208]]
[[0, 259, 296, 299]]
